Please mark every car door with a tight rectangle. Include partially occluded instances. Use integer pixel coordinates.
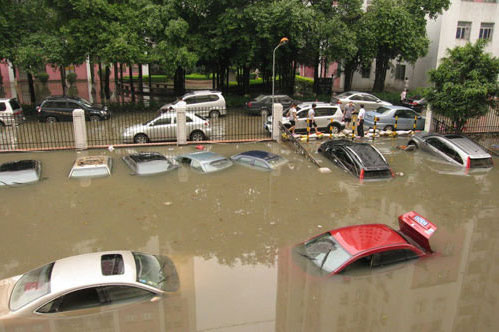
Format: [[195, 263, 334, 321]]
[[295, 109, 309, 131], [348, 94, 363, 110], [65, 101, 81, 121], [314, 107, 334, 129], [147, 115, 176, 141], [360, 94, 380, 111], [394, 109, 413, 130], [36, 285, 155, 314]]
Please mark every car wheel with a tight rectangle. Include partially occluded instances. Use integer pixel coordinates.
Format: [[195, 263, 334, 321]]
[[46, 116, 57, 123], [89, 115, 100, 122], [209, 110, 220, 119], [408, 140, 419, 149], [384, 125, 394, 131], [134, 134, 149, 144], [260, 108, 269, 116], [328, 123, 341, 134], [189, 130, 206, 141]]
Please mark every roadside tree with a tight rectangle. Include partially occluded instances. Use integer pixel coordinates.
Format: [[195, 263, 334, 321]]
[[425, 40, 499, 133]]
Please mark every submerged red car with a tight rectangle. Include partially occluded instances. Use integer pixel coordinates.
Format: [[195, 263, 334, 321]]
[[293, 211, 437, 275]]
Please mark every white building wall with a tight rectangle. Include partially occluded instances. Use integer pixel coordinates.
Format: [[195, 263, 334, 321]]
[[352, 0, 499, 92]]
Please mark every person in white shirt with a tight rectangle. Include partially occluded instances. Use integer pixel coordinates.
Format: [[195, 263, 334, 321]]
[[307, 103, 321, 135], [287, 103, 298, 135], [357, 104, 366, 138]]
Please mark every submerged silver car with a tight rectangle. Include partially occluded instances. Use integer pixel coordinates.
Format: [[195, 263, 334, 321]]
[[331, 91, 392, 111], [408, 133, 493, 169], [175, 151, 233, 173], [0, 251, 179, 320], [122, 152, 179, 175], [123, 112, 211, 144], [0, 160, 41, 186]]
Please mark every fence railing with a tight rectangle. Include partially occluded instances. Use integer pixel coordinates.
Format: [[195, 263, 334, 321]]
[[0, 107, 271, 152], [431, 107, 499, 134]]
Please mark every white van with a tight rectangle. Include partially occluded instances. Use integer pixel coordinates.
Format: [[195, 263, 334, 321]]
[[0, 98, 25, 126]]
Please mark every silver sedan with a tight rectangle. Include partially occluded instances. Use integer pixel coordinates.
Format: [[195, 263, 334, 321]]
[[364, 106, 425, 131], [0, 251, 179, 320]]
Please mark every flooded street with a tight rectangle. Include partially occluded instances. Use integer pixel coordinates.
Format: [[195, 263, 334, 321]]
[[0, 138, 498, 332]]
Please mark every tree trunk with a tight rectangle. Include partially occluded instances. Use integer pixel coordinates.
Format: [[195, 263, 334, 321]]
[[113, 63, 119, 90], [129, 63, 135, 102], [174, 67, 185, 96], [313, 58, 319, 95], [89, 59, 95, 84], [343, 61, 356, 92], [212, 70, 216, 89], [290, 61, 297, 96], [373, 55, 389, 92], [119, 63, 124, 89], [98, 61, 104, 97], [104, 66, 110, 100], [148, 64, 152, 93], [138, 64, 143, 94], [60, 66, 66, 96], [27, 72, 36, 104], [243, 66, 250, 95]]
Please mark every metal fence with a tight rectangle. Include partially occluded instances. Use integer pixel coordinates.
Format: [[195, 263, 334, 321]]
[[431, 107, 499, 134], [0, 108, 271, 152]]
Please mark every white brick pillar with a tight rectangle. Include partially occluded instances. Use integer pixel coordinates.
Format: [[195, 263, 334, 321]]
[[73, 109, 88, 150], [272, 103, 283, 142], [424, 106, 432, 132], [176, 105, 187, 145]]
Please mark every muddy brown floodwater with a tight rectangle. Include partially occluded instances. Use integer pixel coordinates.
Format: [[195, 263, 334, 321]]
[[0, 138, 498, 332]]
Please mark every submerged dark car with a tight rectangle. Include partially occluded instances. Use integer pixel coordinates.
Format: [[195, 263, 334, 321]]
[[230, 150, 287, 170], [0, 160, 41, 186], [245, 95, 295, 115], [318, 140, 393, 180], [37, 96, 111, 123], [408, 133, 493, 169]]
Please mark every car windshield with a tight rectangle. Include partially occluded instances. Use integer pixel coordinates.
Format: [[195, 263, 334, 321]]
[[375, 107, 391, 114], [254, 95, 266, 101], [204, 158, 232, 172], [302, 233, 351, 273], [133, 253, 179, 292], [10, 263, 54, 311]]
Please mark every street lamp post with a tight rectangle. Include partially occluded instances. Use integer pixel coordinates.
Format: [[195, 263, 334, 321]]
[[272, 37, 289, 116]]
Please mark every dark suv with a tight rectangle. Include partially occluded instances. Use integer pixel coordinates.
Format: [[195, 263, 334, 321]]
[[37, 96, 111, 123]]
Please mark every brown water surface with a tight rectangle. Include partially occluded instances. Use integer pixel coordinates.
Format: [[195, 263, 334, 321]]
[[0, 139, 497, 332]]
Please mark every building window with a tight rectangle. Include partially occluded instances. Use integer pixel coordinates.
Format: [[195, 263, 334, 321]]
[[360, 65, 371, 79], [479, 23, 494, 40], [395, 64, 406, 80], [456, 22, 471, 40]]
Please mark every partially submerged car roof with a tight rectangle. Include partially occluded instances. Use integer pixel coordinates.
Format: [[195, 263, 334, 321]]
[[123, 152, 178, 175], [69, 156, 112, 178], [321, 140, 389, 170], [444, 134, 491, 157], [234, 150, 280, 161], [0, 160, 41, 186]]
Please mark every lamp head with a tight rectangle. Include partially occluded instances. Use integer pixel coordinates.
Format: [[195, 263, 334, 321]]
[[279, 37, 289, 45]]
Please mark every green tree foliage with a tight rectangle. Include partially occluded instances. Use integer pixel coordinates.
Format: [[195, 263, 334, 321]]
[[365, 0, 450, 91], [426, 40, 499, 133]]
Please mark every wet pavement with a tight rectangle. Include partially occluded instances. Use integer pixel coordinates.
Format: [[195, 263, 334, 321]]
[[0, 138, 498, 332]]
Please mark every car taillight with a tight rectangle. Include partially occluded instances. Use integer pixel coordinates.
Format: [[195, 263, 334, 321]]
[[359, 169, 365, 180], [248, 102, 252, 107], [390, 168, 395, 177], [466, 156, 470, 169], [337, 101, 342, 104], [204, 121, 209, 127], [36, 106, 41, 113]]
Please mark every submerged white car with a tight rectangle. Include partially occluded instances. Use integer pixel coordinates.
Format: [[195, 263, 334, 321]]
[[68, 156, 112, 178], [0, 251, 179, 320]]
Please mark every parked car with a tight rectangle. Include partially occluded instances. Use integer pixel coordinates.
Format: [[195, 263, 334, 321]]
[[408, 133, 494, 169], [318, 140, 394, 180], [401, 96, 427, 113], [69, 155, 112, 178], [159, 90, 226, 119], [265, 102, 345, 134], [0, 98, 25, 127], [331, 91, 392, 111], [122, 152, 179, 176], [364, 105, 425, 131], [175, 151, 233, 173], [37, 96, 111, 123], [0, 160, 41, 186], [245, 95, 295, 115], [231, 150, 288, 170], [0, 251, 179, 319], [122, 112, 211, 144], [292, 211, 437, 276]]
